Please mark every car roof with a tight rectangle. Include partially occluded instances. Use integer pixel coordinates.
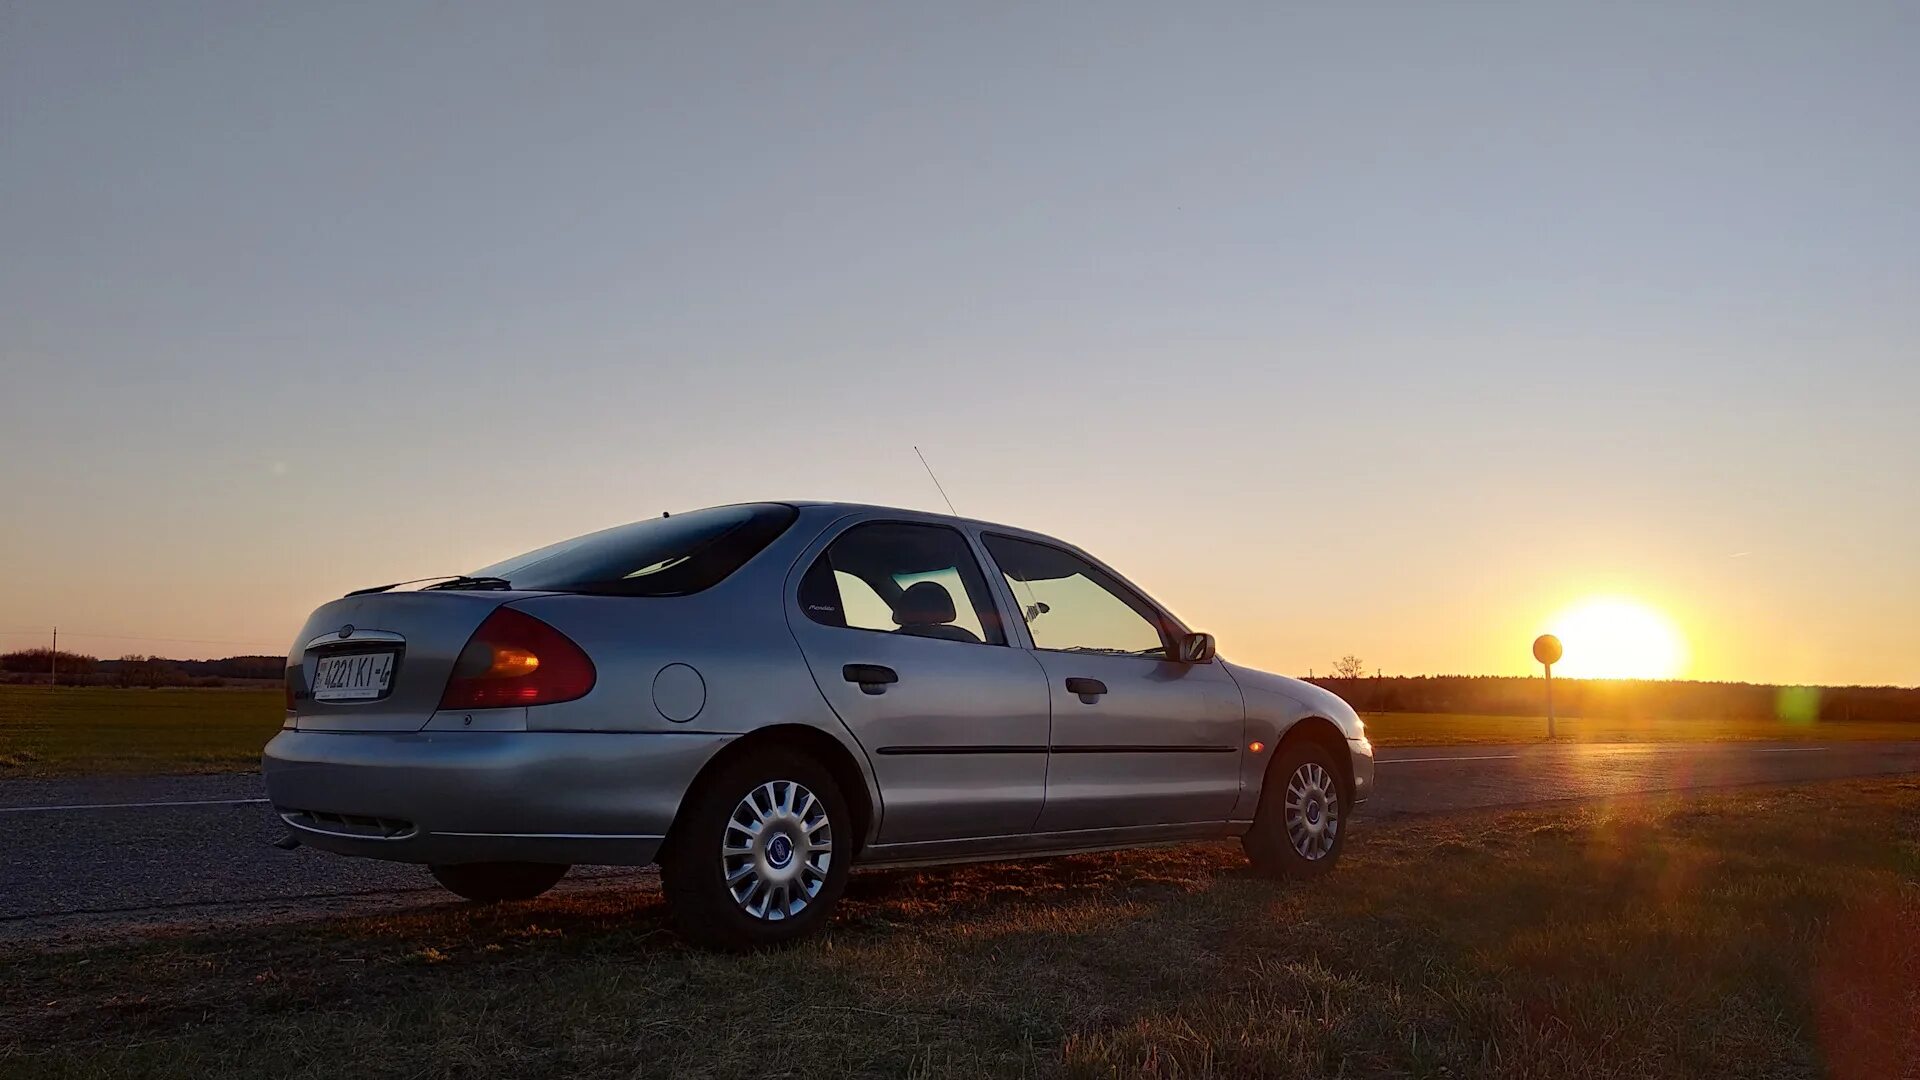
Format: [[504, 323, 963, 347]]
[[782, 500, 1040, 537]]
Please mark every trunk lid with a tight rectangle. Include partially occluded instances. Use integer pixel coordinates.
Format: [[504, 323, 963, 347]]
[[286, 590, 548, 732]]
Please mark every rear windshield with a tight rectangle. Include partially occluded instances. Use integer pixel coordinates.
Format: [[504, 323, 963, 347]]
[[473, 503, 797, 596]]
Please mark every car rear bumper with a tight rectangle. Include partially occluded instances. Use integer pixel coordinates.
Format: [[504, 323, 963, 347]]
[[262, 729, 735, 866], [1349, 737, 1374, 805]]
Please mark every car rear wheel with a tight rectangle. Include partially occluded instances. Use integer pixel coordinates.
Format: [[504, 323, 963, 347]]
[[1243, 738, 1348, 879], [429, 861, 570, 902], [659, 749, 850, 951]]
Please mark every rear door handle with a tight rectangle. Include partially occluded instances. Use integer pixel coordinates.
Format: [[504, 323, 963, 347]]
[[843, 664, 900, 695], [1065, 677, 1107, 700]]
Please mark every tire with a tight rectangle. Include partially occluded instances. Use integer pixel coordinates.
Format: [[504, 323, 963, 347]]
[[429, 861, 569, 902], [1242, 738, 1348, 879], [659, 748, 851, 951]]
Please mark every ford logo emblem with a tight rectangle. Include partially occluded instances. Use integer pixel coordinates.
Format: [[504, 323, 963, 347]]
[[338, 624, 354, 639]]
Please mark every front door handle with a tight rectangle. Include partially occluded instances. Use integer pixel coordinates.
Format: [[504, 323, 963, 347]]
[[843, 664, 900, 695], [1065, 677, 1107, 700]]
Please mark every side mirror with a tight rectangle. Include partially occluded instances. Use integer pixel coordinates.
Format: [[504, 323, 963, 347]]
[[1177, 632, 1216, 664]]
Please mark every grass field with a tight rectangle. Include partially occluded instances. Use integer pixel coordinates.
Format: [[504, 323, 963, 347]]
[[1361, 711, 1920, 747], [4, 779, 1916, 1078], [0, 686, 282, 776], [2, 686, 1916, 779]]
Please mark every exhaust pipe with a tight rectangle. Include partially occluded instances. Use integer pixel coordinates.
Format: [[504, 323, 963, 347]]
[[271, 832, 301, 850]]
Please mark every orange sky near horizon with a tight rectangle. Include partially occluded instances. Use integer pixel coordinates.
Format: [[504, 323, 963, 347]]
[[5, 449, 1913, 689]]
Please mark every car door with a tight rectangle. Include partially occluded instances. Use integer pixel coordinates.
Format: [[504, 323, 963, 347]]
[[786, 517, 1052, 845], [979, 533, 1245, 833]]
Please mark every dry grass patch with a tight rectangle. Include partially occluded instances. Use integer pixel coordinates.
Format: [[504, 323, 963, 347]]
[[4, 779, 1919, 1078]]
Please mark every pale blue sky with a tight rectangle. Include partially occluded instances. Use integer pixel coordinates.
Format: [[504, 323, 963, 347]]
[[3, 2, 1915, 683]]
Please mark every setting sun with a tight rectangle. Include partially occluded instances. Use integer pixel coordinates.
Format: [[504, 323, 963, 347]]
[[1543, 597, 1689, 680]]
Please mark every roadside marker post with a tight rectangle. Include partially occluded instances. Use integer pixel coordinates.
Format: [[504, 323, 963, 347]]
[[1533, 634, 1563, 739]]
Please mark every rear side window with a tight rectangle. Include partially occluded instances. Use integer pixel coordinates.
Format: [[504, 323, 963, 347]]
[[797, 522, 1006, 646], [474, 503, 797, 596]]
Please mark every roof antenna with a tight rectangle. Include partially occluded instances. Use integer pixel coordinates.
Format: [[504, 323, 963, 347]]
[[913, 445, 959, 516]]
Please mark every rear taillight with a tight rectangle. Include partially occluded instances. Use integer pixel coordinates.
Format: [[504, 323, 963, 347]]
[[439, 608, 596, 710], [284, 665, 298, 710]]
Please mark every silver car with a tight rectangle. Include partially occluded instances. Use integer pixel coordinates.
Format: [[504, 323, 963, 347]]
[[264, 502, 1374, 948]]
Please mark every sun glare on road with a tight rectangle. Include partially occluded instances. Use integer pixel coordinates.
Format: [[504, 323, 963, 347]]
[[1544, 597, 1688, 679]]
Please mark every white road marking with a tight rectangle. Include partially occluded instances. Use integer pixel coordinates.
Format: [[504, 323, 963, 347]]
[[1576, 745, 1718, 754], [1381, 745, 1832, 765], [0, 798, 270, 815]]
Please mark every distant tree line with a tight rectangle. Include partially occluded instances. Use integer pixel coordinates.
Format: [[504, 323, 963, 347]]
[[118, 655, 284, 680], [1307, 674, 1920, 724], [0, 648, 99, 675], [0, 651, 282, 687]]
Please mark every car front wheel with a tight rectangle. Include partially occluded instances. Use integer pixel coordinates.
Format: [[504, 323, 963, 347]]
[[659, 749, 851, 950], [1243, 739, 1348, 879]]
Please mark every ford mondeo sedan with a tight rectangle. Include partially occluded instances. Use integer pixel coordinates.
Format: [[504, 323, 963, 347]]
[[264, 502, 1374, 948]]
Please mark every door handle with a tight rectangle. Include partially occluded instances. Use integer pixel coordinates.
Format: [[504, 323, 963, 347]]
[[1065, 677, 1107, 700], [843, 664, 900, 695]]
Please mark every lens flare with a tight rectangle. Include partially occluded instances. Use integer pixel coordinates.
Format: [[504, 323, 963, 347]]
[[1543, 597, 1688, 679]]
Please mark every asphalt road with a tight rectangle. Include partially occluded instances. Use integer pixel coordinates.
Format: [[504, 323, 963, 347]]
[[6, 740, 1920, 945], [1365, 740, 1920, 816]]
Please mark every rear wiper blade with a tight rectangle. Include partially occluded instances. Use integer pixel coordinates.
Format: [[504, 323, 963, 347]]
[[344, 575, 512, 597], [421, 576, 513, 592]]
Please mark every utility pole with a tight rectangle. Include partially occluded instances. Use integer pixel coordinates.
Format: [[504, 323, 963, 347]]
[[50, 626, 57, 686]]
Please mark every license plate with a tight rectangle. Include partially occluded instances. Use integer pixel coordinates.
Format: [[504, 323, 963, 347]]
[[311, 652, 396, 702]]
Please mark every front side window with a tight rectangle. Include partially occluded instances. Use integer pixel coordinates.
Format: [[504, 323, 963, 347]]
[[982, 535, 1168, 658], [798, 523, 1005, 645], [473, 503, 797, 596]]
